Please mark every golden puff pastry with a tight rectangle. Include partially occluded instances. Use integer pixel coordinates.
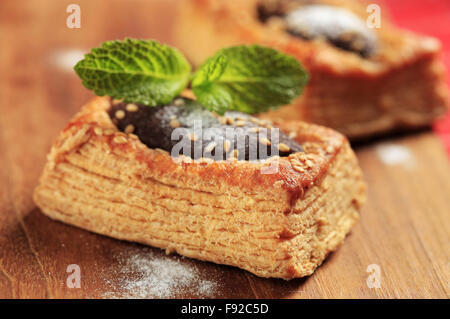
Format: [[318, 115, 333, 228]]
[[173, 0, 449, 139], [34, 97, 366, 279]]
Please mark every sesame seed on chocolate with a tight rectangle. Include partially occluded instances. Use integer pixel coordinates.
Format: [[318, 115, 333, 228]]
[[169, 118, 181, 128], [115, 110, 125, 119], [205, 142, 217, 153], [249, 118, 263, 125], [235, 120, 247, 127], [126, 103, 139, 112], [225, 117, 235, 125], [224, 139, 232, 153], [260, 137, 271, 146], [278, 143, 290, 152]]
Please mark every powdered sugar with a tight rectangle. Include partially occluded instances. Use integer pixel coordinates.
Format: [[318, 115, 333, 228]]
[[102, 247, 218, 299], [50, 49, 85, 72], [375, 143, 415, 168]]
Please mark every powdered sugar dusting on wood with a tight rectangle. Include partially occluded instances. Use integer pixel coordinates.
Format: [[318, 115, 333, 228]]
[[50, 49, 85, 72], [102, 247, 218, 299], [375, 143, 415, 168]]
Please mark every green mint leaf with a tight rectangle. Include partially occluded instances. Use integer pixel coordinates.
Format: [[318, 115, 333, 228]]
[[74, 38, 191, 106], [191, 45, 309, 114]]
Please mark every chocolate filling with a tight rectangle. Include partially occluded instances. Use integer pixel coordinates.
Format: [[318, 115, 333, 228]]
[[108, 97, 303, 161], [257, 1, 377, 57]]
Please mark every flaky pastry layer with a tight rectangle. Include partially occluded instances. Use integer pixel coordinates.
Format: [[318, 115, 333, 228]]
[[33, 97, 366, 279]]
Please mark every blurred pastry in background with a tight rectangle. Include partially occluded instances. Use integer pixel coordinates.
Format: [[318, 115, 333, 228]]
[[173, 0, 449, 139]]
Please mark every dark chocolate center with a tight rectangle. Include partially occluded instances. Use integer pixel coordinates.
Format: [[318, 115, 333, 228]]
[[257, 1, 377, 57], [108, 97, 303, 161]]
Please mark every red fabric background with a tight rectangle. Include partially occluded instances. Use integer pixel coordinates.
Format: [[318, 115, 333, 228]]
[[383, 0, 450, 155]]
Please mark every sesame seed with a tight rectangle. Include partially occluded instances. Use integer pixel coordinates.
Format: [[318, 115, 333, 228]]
[[115, 110, 125, 119], [125, 104, 138, 112], [250, 127, 261, 133], [104, 128, 115, 135], [293, 165, 305, 173], [231, 149, 239, 159], [173, 98, 185, 106], [189, 132, 199, 141], [204, 142, 217, 153], [225, 117, 235, 125], [278, 143, 290, 152], [223, 139, 232, 152], [289, 131, 297, 138], [305, 160, 314, 168], [124, 124, 135, 134], [113, 136, 127, 144], [235, 120, 247, 127], [128, 134, 139, 140], [249, 118, 263, 125], [93, 127, 103, 136], [170, 118, 181, 128], [259, 137, 271, 146]]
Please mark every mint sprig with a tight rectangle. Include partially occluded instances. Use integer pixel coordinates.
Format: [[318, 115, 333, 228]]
[[74, 40, 309, 114], [191, 45, 309, 114], [74, 38, 191, 106]]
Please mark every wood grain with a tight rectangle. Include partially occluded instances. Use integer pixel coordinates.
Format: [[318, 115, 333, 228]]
[[0, 0, 448, 298]]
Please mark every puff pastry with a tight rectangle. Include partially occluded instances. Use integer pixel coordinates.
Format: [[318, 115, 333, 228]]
[[33, 97, 366, 279], [173, 0, 449, 139]]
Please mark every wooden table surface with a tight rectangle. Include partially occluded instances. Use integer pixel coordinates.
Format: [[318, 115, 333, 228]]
[[0, 0, 449, 299]]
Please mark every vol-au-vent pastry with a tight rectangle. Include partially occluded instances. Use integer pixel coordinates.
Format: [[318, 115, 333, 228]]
[[34, 96, 366, 279], [34, 39, 366, 279], [173, 0, 449, 139]]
